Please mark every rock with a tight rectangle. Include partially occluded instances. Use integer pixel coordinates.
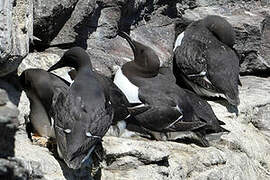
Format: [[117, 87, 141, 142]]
[[50, 0, 96, 47], [0, 0, 33, 77], [180, 3, 270, 76], [250, 104, 270, 138], [0, 158, 29, 180], [101, 76, 270, 180], [0, 87, 19, 158], [0, 81, 44, 179], [47, 0, 176, 77], [0, 157, 45, 180], [3, 1, 270, 179], [12, 76, 270, 179], [33, 0, 78, 45], [17, 52, 73, 83]]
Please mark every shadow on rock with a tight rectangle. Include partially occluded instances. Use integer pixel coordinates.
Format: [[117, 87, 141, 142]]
[[0, 71, 22, 107]]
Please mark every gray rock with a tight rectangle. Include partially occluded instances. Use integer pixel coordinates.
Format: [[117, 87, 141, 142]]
[[0, 87, 19, 158], [101, 76, 270, 180], [47, 0, 176, 77], [17, 52, 73, 83], [12, 76, 270, 180], [50, 0, 96, 47], [250, 104, 270, 138], [0, 82, 44, 179], [0, 0, 33, 77], [4, 1, 270, 180], [33, 0, 78, 45], [0, 158, 29, 180], [0, 157, 45, 180]]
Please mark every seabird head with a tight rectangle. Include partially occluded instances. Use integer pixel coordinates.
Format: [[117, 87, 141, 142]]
[[118, 31, 160, 77], [48, 47, 92, 72], [203, 15, 235, 48], [19, 69, 54, 106]]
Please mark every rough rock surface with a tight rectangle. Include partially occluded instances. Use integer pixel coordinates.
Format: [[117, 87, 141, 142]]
[[0, 0, 33, 77], [1, 0, 270, 179], [14, 75, 270, 180], [45, 0, 177, 77], [33, 0, 78, 45], [0, 82, 44, 179], [17, 52, 73, 82], [0, 87, 18, 158]]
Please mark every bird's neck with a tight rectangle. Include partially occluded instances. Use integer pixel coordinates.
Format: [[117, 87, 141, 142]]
[[75, 65, 93, 80], [123, 61, 159, 79]]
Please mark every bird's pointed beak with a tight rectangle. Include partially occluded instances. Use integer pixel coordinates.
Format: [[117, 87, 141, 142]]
[[48, 58, 65, 72], [118, 31, 136, 53]]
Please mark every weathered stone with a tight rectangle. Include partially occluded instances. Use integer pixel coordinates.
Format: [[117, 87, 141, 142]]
[[50, 0, 97, 47], [46, 0, 176, 77], [4, 1, 270, 179], [250, 104, 270, 138], [0, 81, 44, 179], [0, 157, 45, 180], [0, 158, 29, 180], [33, 0, 78, 45], [17, 52, 73, 83], [101, 76, 270, 180], [0, 0, 33, 77], [0, 86, 19, 158], [12, 75, 270, 179]]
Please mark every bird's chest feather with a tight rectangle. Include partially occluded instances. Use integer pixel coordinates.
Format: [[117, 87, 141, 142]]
[[113, 68, 142, 104]]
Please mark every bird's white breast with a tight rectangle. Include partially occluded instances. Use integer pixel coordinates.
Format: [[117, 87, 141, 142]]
[[113, 68, 142, 104], [173, 32, 185, 51]]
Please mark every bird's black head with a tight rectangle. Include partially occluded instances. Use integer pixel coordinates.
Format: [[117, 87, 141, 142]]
[[48, 47, 92, 72], [203, 15, 235, 48], [19, 69, 56, 110], [20, 69, 50, 92], [118, 31, 160, 78]]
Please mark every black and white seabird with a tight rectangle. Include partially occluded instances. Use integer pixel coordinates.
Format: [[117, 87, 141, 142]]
[[68, 68, 131, 125], [19, 69, 70, 138], [48, 47, 113, 169], [114, 32, 228, 146], [173, 15, 241, 106]]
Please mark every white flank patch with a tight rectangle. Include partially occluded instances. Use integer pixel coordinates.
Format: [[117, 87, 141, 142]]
[[57, 144, 63, 159], [117, 120, 127, 131], [166, 105, 183, 129], [173, 105, 183, 121], [113, 68, 142, 104], [188, 71, 207, 77], [173, 32, 185, 51], [70, 80, 74, 86]]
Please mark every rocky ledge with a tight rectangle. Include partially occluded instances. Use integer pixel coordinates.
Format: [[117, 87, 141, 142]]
[[1, 0, 270, 180], [12, 75, 270, 180]]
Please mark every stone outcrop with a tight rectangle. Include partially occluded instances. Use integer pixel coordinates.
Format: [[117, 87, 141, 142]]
[[33, 0, 78, 45], [14, 74, 270, 180], [0, 81, 44, 179], [0, 0, 270, 179], [0, 0, 33, 77]]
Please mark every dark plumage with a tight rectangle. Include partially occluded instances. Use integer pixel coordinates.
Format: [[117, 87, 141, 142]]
[[19, 69, 70, 138], [115, 32, 228, 146], [68, 69, 130, 125], [173, 15, 241, 106], [48, 47, 113, 169]]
